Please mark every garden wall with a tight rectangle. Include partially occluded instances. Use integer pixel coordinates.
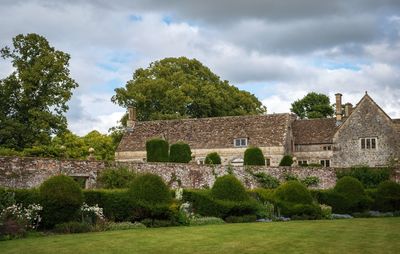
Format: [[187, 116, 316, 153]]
[[0, 156, 398, 189]]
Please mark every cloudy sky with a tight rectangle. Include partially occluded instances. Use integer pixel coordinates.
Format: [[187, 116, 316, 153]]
[[1, 0, 399, 135]]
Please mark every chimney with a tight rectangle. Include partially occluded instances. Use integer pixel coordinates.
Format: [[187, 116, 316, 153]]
[[335, 93, 343, 122], [344, 103, 353, 117], [127, 106, 136, 128]]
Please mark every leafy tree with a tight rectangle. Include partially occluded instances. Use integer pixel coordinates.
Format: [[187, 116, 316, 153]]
[[112, 57, 266, 121], [82, 131, 115, 160], [290, 92, 334, 119], [0, 33, 78, 149]]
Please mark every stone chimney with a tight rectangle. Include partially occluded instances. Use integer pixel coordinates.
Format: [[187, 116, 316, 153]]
[[344, 103, 353, 117], [335, 93, 343, 122], [127, 106, 136, 128]]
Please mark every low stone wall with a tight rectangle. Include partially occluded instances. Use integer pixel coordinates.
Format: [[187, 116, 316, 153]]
[[0, 156, 398, 190]]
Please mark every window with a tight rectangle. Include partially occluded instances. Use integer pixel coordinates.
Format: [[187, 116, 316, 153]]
[[360, 138, 377, 150], [323, 145, 332, 151], [234, 138, 248, 147], [320, 160, 330, 167], [298, 160, 308, 166], [265, 158, 271, 166]]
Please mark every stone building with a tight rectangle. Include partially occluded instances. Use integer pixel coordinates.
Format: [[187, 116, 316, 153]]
[[116, 93, 400, 167]]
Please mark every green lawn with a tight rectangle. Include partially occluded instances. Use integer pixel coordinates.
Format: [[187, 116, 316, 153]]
[[1, 218, 399, 254]]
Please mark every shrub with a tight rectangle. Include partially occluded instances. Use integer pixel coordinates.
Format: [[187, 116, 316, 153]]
[[251, 172, 280, 189], [374, 181, 400, 212], [301, 176, 320, 187], [205, 152, 221, 165], [327, 176, 372, 213], [336, 166, 391, 188], [211, 175, 249, 202], [279, 155, 293, 166], [248, 188, 275, 203], [189, 217, 225, 226], [169, 142, 192, 163], [320, 204, 332, 219], [225, 215, 257, 223], [54, 222, 92, 234], [244, 147, 265, 166], [106, 222, 146, 231], [0, 188, 16, 211], [283, 172, 298, 181], [39, 175, 83, 228], [146, 138, 169, 162], [128, 173, 171, 206], [274, 181, 313, 205], [140, 218, 177, 228], [96, 167, 136, 189]]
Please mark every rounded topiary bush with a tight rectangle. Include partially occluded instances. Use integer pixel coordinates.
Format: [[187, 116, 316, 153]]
[[205, 152, 221, 165], [128, 173, 171, 205], [169, 142, 192, 163], [146, 138, 169, 162], [211, 175, 248, 202], [39, 175, 83, 228], [375, 180, 400, 212], [330, 176, 371, 213], [279, 155, 293, 166], [244, 147, 265, 166], [274, 180, 313, 205]]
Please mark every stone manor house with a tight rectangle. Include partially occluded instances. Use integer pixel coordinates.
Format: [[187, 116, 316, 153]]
[[116, 93, 400, 168]]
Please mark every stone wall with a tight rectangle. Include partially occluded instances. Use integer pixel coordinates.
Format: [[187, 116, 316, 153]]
[[0, 156, 398, 190]]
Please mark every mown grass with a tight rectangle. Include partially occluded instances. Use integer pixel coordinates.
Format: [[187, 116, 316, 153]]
[[1, 218, 399, 254]]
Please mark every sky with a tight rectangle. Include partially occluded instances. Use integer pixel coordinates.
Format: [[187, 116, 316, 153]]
[[0, 0, 399, 136]]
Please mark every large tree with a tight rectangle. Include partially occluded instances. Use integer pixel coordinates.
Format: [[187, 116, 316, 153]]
[[290, 92, 334, 119], [0, 33, 78, 149], [112, 57, 266, 121]]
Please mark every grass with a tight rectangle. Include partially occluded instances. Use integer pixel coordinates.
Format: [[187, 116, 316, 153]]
[[1, 218, 399, 254]]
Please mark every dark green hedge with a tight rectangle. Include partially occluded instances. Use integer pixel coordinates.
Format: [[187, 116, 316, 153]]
[[146, 138, 169, 162], [279, 155, 293, 166], [244, 147, 265, 166], [128, 173, 172, 206], [169, 142, 192, 163], [336, 166, 391, 188], [205, 152, 221, 165], [374, 181, 400, 212], [211, 175, 249, 202]]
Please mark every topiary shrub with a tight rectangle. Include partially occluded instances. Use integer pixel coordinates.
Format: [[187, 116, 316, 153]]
[[279, 155, 293, 166], [336, 166, 391, 188], [274, 181, 313, 205], [205, 152, 221, 165], [169, 142, 192, 163], [39, 175, 83, 228], [329, 176, 372, 213], [128, 173, 171, 206], [374, 181, 400, 212], [244, 147, 265, 166], [211, 175, 249, 202], [146, 138, 169, 162], [96, 167, 136, 189]]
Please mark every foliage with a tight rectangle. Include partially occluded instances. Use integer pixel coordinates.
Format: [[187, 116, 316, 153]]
[[54, 222, 92, 234], [106, 221, 146, 231], [112, 57, 266, 122], [146, 138, 169, 162], [39, 175, 83, 228], [301, 176, 320, 187], [283, 172, 298, 181], [251, 172, 280, 189], [243, 147, 265, 166], [374, 181, 400, 212], [274, 181, 313, 205], [225, 215, 257, 223], [290, 92, 334, 119], [0, 188, 16, 211], [140, 218, 178, 228], [335, 166, 391, 188], [81, 131, 115, 160], [211, 175, 249, 202], [205, 152, 221, 165], [80, 203, 105, 225], [169, 142, 192, 163], [279, 155, 293, 166], [0, 33, 78, 149], [320, 204, 332, 219], [12, 188, 40, 207], [248, 188, 275, 203], [96, 167, 136, 189], [189, 216, 225, 226], [128, 173, 172, 206]]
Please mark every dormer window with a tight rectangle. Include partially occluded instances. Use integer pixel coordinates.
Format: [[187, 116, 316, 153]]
[[360, 137, 377, 150], [234, 138, 248, 147]]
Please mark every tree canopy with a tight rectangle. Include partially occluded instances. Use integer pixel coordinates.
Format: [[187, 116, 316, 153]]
[[112, 57, 266, 121], [290, 92, 334, 119], [0, 33, 78, 149]]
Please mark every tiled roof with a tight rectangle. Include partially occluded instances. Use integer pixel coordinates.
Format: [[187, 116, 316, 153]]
[[292, 118, 337, 145], [117, 114, 292, 152]]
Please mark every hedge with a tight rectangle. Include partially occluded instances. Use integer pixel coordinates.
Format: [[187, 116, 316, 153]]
[[211, 175, 249, 202], [205, 152, 221, 165], [279, 155, 293, 166], [146, 138, 169, 162], [243, 147, 265, 166], [374, 181, 400, 212], [335, 166, 391, 188], [169, 142, 192, 163], [96, 167, 136, 189]]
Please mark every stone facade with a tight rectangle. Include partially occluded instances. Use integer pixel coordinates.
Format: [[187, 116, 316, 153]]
[[0, 156, 344, 190]]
